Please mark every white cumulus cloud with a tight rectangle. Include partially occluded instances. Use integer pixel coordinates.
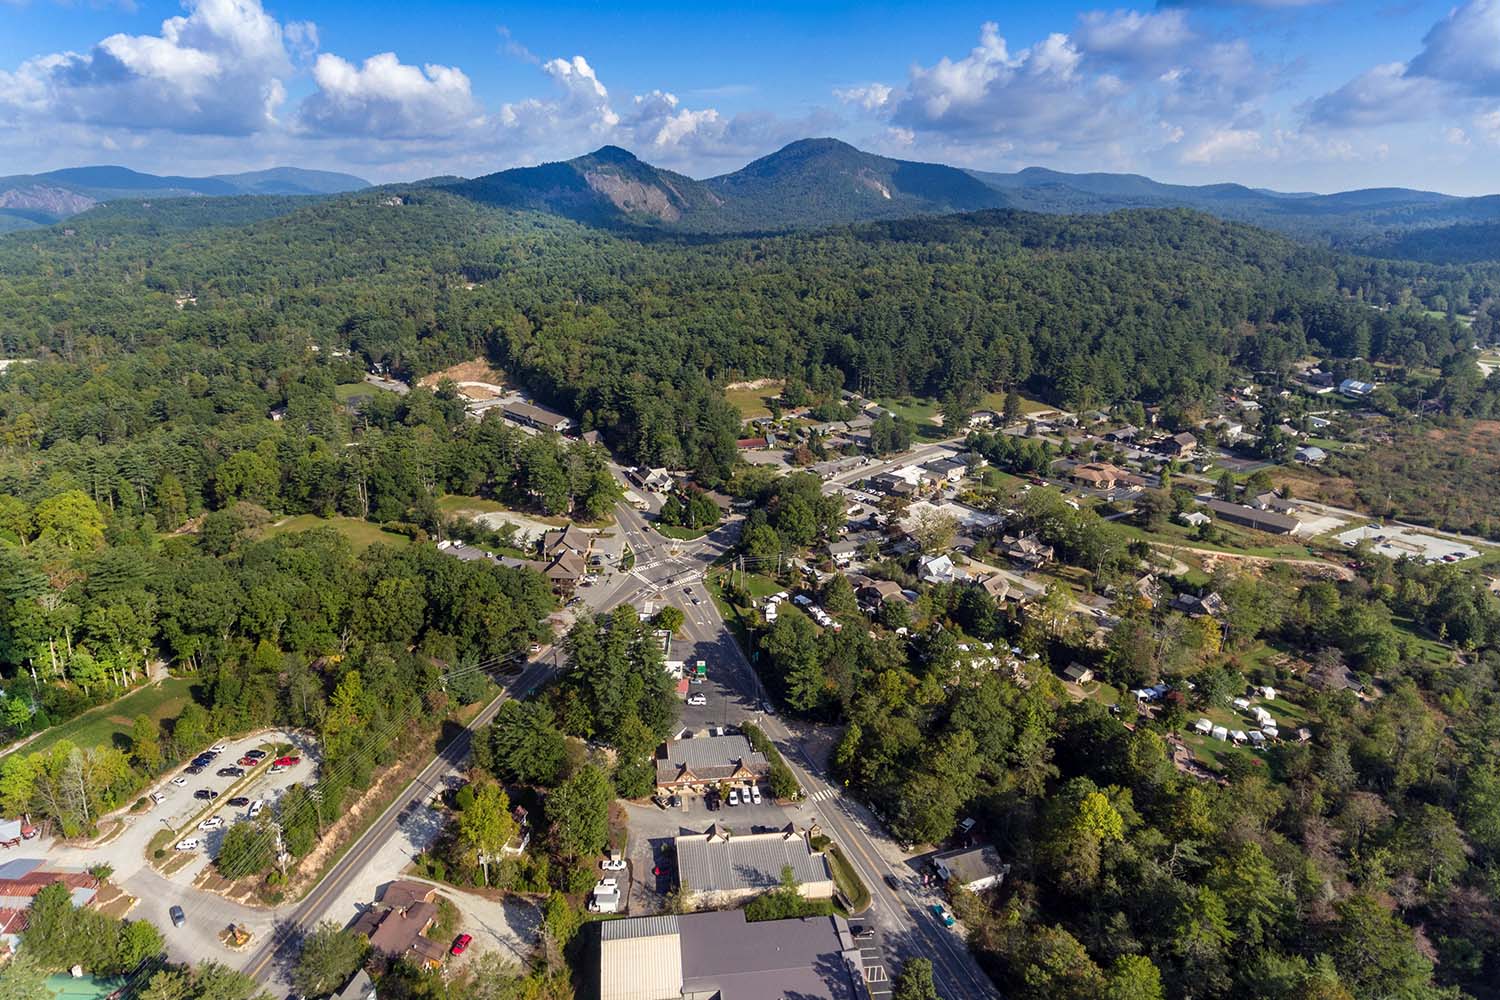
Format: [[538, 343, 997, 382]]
[[0, 0, 294, 134], [299, 52, 482, 139]]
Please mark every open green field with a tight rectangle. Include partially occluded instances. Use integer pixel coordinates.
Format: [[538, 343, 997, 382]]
[[436, 494, 511, 516], [876, 396, 940, 426], [725, 383, 780, 421], [978, 390, 1053, 416], [263, 514, 411, 549], [335, 382, 376, 402], [19, 676, 195, 756], [1115, 519, 1315, 561]]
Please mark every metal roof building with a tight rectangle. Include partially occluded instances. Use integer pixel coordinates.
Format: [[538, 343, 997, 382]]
[[599, 911, 858, 1000], [674, 825, 835, 904], [655, 734, 770, 793]]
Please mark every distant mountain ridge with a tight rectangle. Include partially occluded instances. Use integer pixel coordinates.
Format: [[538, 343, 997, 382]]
[[447, 138, 1007, 231], [0, 165, 369, 231], [441, 139, 1500, 259]]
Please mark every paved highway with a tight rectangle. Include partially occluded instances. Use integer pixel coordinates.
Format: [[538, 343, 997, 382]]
[[240, 653, 559, 992]]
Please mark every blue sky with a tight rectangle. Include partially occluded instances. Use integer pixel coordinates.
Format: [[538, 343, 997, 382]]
[[1, 0, 1497, 194]]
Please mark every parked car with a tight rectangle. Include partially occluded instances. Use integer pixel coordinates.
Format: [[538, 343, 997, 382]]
[[216, 767, 245, 778], [686, 693, 707, 706], [600, 857, 627, 871], [931, 903, 956, 927], [150, 791, 166, 805], [227, 796, 251, 807], [170, 776, 188, 787], [273, 756, 301, 767], [248, 800, 264, 819], [194, 789, 219, 801], [170, 905, 186, 927], [199, 816, 224, 831], [450, 933, 472, 956], [175, 839, 200, 851], [727, 789, 740, 806], [750, 785, 763, 805], [884, 874, 902, 891], [184, 765, 204, 776], [244, 749, 268, 760], [237, 756, 259, 766], [191, 756, 214, 767], [208, 743, 227, 754]]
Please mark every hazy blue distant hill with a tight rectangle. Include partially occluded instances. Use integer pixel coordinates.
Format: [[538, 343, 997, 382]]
[[0, 164, 369, 228]]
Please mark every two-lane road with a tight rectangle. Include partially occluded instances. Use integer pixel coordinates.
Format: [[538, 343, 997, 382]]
[[241, 653, 558, 990]]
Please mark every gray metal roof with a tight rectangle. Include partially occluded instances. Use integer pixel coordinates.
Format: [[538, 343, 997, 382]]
[[600, 915, 681, 941], [678, 911, 855, 1000], [656, 734, 769, 784], [675, 830, 833, 894]]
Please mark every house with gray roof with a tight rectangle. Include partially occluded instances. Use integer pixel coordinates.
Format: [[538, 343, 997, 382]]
[[674, 824, 834, 906], [599, 911, 859, 1000]]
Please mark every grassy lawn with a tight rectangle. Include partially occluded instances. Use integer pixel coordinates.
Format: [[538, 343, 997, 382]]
[[725, 383, 779, 421], [20, 677, 195, 756], [876, 396, 941, 427], [827, 845, 872, 914], [1392, 617, 1455, 666], [978, 390, 1052, 416], [1115, 519, 1315, 561], [657, 523, 712, 540], [335, 382, 376, 402], [262, 514, 410, 549]]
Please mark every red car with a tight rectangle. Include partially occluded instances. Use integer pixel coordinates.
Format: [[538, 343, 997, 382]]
[[273, 756, 301, 767], [237, 756, 258, 766], [450, 933, 472, 956]]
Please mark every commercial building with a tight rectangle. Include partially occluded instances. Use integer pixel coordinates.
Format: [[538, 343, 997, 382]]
[[599, 911, 860, 1000], [655, 734, 770, 796], [1201, 499, 1302, 536], [932, 844, 1009, 892], [502, 400, 574, 433], [674, 824, 834, 907]]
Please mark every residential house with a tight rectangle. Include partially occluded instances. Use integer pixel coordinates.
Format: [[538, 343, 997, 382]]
[[655, 734, 770, 796], [1069, 462, 1137, 491], [979, 574, 1011, 602], [827, 538, 862, 566], [674, 824, 835, 907], [334, 971, 377, 1000], [1295, 445, 1328, 464], [1170, 591, 1227, 618], [1339, 379, 1376, 399], [1132, 574, 1163, 608], [502, 400, 574, 434], [736, 437, 768, 451], [1162, 432, 1198, 459], [1105, 424, 1139, 443], [932, 845, 1010, 892], [581, 430, 604, 447], [1202, 498, 1302, 536], [1180, 511, 1211, 528], [348, 880, 448, 968], [1061, 663, 1095, 685], [1002, 534, 1054, 569], [598, 911, 858, 1000], [857, 579, 909, 610], [918, 553, 959, 584], [968, 410, 1000, 428]]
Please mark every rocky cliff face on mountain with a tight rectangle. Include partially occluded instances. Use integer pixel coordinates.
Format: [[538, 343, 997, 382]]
[[0, 184, 98, 217]]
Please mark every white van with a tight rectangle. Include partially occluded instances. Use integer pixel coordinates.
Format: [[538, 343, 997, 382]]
[[175, 838, 201, 851], [247, 800, 264, 819]]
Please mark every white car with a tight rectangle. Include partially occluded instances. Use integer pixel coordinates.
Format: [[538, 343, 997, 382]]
[[208, 743, 227, 754], [686, 693, 707, 706], [150, 791, 166, 805], [750, 785, 763, 805], [199, 816, 224, 831], [170, 776, 188, 787], [598, 878, 618, 889], [247, 800, 264, 819], [727, 789, 740, 806], [175, 838, 201, 851], [600, 858, 627, 871]]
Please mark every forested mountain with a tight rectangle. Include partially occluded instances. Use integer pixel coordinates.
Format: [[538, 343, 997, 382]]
[[447, 138, 1006, 230], [0, 164, 369, 231], [444, 138, 1500, 257], [0, 187, 1489, 489]]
